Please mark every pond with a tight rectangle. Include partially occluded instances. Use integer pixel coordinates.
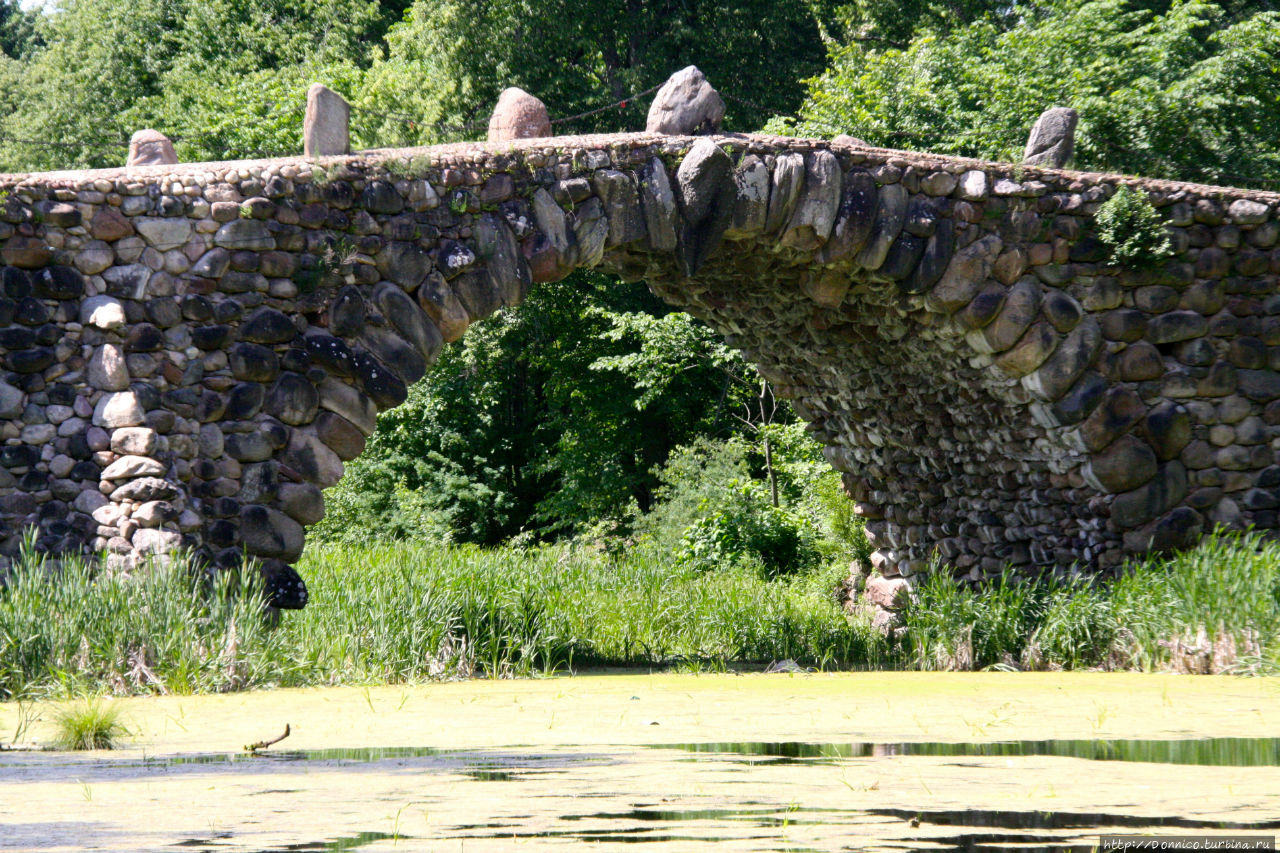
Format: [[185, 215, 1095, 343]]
[[2, 672, 1278, 851]]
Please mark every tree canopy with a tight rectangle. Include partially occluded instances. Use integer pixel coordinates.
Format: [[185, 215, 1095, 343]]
[[775, 0, 1280, 189]]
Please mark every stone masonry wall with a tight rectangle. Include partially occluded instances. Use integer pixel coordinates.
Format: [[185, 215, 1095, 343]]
[[1, 132, 1278, 606]]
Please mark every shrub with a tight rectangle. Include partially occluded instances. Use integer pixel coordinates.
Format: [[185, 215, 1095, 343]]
[[1095, 185, 1173, 266], [678, 481, 822, 577]]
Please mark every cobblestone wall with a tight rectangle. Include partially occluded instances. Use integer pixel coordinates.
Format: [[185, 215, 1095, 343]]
[[1, 132, 1277, 606]]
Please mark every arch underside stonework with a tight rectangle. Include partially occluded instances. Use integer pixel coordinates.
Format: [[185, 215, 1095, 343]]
[[1, 132, 1278, 606]]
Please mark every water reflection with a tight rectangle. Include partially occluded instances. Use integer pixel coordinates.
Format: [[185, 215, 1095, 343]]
[[656, 737, 1280, 767]]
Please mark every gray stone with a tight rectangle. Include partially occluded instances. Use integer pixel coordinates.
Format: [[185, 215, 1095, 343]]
[[89, 344, 130, 392], [133, 500, 177, 528], [265, 373, 320, 426], [969, 277, 1039, 354], [112, 477, 178, 502], [358, 326, 426, 386], [1111, 461, 1188, 529], [639, 158, 678, 252], [1142, 402, 1191, 462], [0, 380, 23, 419], [373, 282, 443, 363], [571, 198, 609, 269], [110, 427, 159, 457], [956, 170, 989, 201], [475, 213, 530, 307], [926, 234, 1002, 314], [1084, 435, 1158, 493], [781, 151, 842, 251], [74, 241, 115, 275], [993, 320, 1059, 378], [240, 504, 305, 561], [674, 138, 736, 275], [727, 155, 770, 238], [593, 169, 647, 247], [314, 410, 365, 461], [304, 83, 350, 157], [532, 188, 572, 254], [214, 219, 274, 251], [279, 481, 325, 525], [416, 272, 470, 342], [318, 377, 377, 436], [135, 217, 192, 251], [1022, 107, 1077, 168], [818, 169, 878, 265], [487, 87, 551, 141], [1022, 317, 1102, 402], [645, 65, 725, 135], [225, 431, 274, 463], [127, 129, 177, 167], [1147, 311, 1208, 345], [1228, 199, 1270, 225], [93, 391, 145, 428], [765, 153, 804, 234], [281, 428, 344, 488], [131, 527, 183, 556], [855, 183, 909, 272]]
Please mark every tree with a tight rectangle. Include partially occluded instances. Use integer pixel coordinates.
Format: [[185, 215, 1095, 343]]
[[775, 0, 1280, 189], [359, 0, 832, 144], [313, 272, 759, 546], [0, 0, 392, 170]]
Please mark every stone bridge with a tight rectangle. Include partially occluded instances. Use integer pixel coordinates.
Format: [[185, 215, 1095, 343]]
[[1, 129, 1278, 607]]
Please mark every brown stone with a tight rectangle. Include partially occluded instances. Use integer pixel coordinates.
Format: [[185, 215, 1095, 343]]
[[126, 129, 178, 167], [89, 207, 135, 242], [487, 87, 551, 141], [1, 237, 51, 269], [314, 410, 366, 461]]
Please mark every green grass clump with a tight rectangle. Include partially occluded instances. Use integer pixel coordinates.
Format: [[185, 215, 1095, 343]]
[[50, 697, 126, 750]]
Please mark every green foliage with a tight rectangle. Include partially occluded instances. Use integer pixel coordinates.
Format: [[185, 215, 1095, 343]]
[[362, 0, 830, 144], [312, 273, 756, 546], [50, 697, 126, 751], [678, 482, 823, 577], [1094, 185, 1174, 266], [0, 0, 390, 169], [779, 0, 1280, 188]]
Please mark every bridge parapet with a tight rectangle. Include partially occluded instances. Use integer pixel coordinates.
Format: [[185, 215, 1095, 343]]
[[0, 132, 1277, 603]]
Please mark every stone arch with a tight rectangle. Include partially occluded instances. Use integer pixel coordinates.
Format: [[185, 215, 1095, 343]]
[[1, 133, 1278, 606]]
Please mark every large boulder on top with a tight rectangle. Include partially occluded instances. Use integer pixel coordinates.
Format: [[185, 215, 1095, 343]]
[[1022, 107, 1078, 168], [487, 87, 551, 141], [303, 83, 350, 157], [646, 66, 725, 135], [127, 129, 177, 167]]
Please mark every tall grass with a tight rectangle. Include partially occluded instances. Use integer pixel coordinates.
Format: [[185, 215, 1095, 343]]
[[0, 543, 279, 700], [903, 531, 1280, 675], [280, 544, 886, 682], [3, 531, 1280, 700], [0, 541, 882, 699]]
